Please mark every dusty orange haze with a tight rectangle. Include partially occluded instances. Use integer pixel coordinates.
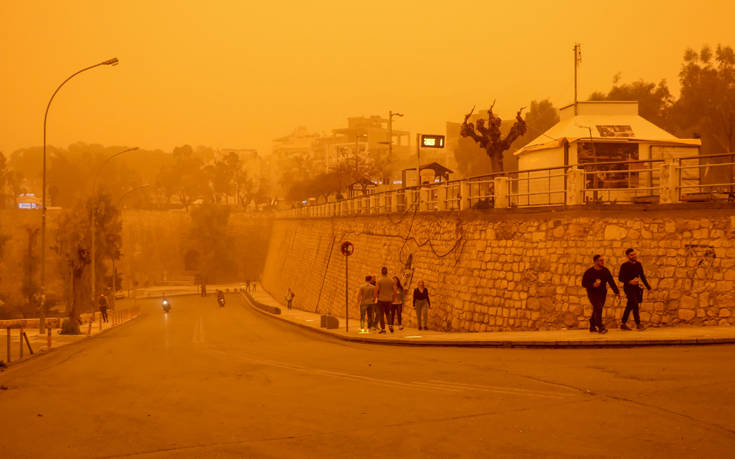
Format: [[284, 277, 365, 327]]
[[1, 0, 734, 156]]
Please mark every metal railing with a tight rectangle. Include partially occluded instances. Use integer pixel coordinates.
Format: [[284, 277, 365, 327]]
[[581, 159, 665, 204], [507, 166, 568, 207], [678, 153, 735, 201], [280, 154, 735, 218]]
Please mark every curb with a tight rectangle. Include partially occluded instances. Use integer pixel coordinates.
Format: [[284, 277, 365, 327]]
[[240, 295, 735, 348], [0, 311, 144, 371]]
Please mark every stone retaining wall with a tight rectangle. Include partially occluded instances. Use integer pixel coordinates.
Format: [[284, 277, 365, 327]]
[[261, 207, 735, 331]]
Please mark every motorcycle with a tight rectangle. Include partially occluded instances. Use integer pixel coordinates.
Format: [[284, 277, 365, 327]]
[[161, 299, 171, 313], [217, 292, 225, 307]]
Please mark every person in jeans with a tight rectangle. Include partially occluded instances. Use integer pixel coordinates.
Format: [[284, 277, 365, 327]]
[[581, 254, 620, 334], [374, 267, 396, 334], [285, 288, 295, 310], [618, 248, 652, 331], [391, 276, 406, 331], [367, 275, 377, 330], [356, 276, 374, 333], [413, 280, 430, 330]]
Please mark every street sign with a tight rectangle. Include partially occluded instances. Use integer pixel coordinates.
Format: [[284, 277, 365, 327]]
[[420, 134, 445, 148], [340, 241, 354, 256]]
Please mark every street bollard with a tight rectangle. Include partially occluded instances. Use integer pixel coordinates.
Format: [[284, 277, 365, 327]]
[[47, 326, 52, 349], [19, 328, 23, 359]]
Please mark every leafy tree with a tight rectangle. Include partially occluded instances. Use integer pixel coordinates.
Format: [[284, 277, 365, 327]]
[[54, 193, 121, 334], [157, 145, 208, 211], [673, 44, 735, 153], [186, 204, 236, 286], [589, 76, 674, 129]]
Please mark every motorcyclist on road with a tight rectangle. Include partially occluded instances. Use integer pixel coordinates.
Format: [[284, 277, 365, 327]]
[[161, 294, 171, 312], [216, 290, 225, 307]]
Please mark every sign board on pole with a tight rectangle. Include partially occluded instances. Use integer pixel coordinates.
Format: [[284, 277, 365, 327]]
[[420, 134, 445, 148], [340, 241, 354, 256]]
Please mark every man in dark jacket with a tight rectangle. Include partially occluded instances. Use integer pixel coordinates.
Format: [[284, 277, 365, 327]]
[[618, 248, 652, 330], [582, 254, 620, 334]]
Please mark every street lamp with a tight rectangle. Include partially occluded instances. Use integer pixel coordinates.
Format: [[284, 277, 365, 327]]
[[90, 147, 139, 306], [387, 110, 404, 159], [40, 57, 119, 332]]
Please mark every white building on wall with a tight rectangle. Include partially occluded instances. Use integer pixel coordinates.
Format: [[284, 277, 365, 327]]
[[513, 101, 701, 205]]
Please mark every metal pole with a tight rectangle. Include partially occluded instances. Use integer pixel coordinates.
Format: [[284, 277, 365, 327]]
[[345, 255, 349, 333], [6, 328, 10, 362], [91, 209, 96, 307], [40, 57, 119, 333], [388, 111, 393, 160]]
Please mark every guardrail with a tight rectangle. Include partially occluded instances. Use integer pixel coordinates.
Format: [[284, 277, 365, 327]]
[[280, 154, 735, 218]]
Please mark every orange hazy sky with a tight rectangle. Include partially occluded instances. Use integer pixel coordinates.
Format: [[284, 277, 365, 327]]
[[1, 0, 734, 156]]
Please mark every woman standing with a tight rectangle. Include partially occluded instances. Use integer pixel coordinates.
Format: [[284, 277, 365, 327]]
[[392, 276, 406, 331], [413, 280, 430, 330]]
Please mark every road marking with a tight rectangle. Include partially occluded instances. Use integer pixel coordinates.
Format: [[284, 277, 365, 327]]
[[232, 354, 574, 399], [427, 380, 574, 399]]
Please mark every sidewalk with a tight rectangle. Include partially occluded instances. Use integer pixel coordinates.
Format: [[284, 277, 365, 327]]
[[244, 285, 735, 348], [0, 303, 140, 367]]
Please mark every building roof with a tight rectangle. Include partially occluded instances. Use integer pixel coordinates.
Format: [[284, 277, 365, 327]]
[[515, 101, 701, 156], [401, 162, 454, 175]]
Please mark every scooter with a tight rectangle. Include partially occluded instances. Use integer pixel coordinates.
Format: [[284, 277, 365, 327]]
[[162, 298, 171, 313], [217, 292, 225, 307]]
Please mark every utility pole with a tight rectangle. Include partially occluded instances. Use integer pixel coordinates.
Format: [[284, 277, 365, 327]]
[[573, 43, 582, 115]]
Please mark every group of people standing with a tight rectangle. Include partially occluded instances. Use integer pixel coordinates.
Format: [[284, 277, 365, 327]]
[[356, 266, 431, 334], [582, 248, 651, 333]]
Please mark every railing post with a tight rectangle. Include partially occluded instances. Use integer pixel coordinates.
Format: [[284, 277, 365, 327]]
[[459, 181, 471, 210], [566, 167, 585, 205], [660, 160, 680, 204], [494, 177, 510, 208], [19, 327, 23, 358], [390, 191, 399, 213], [6, 327, 10, 362]]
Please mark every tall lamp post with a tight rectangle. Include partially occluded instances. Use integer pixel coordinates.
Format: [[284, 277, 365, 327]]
[[387, 110, 404, 160], [90, 147, 139, 307], [40, 57, 119, 332]]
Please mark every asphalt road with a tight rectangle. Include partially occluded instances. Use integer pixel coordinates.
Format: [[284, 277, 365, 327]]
[[1, 294, 734, 459]]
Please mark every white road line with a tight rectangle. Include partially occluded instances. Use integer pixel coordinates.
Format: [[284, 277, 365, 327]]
[[427, 380, 574, 399]]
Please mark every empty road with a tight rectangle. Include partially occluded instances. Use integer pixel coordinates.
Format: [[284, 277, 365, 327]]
[[1, 294, 734, 458]]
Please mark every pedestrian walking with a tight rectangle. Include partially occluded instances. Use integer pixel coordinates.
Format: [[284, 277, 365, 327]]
[[618, 248, 652, 331], [581, 254, 620, 334], [374, 267, 396, 334], [98, 293, 109, 323], [245, 280, 251, 293], [285, 288, 295, 310], [413, 280, 430, 330], [367, 275, 377, 330], [357, 276, 375, 333], [391, 276, 406, 331]]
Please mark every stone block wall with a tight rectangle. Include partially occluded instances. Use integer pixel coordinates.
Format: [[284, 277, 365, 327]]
[[261, 207, 735, 331]]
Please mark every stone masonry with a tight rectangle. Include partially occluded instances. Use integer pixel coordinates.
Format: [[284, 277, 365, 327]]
[[261, 207, 735, 331]]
